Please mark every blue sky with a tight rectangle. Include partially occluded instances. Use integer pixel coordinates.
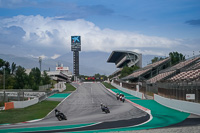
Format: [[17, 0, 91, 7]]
[[0, 0, 200, 69]]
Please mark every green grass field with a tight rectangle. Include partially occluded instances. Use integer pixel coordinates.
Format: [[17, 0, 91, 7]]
[[0, 83, 76, 124], [0, 100, 59, 124], [60, 83, 76, 93], [102, 82, 117, 89]]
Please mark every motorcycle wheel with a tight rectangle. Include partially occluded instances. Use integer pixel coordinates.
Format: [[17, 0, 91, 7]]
[[63, 115, 67, 120], [57, 116, 62, 121]]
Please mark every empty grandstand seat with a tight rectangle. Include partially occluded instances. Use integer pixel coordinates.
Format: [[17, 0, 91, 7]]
[[169, 69, 200, 82]]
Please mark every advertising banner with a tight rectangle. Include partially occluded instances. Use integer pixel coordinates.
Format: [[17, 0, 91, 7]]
[[186, 94, 195, 100], [71, 36, 81, 51]]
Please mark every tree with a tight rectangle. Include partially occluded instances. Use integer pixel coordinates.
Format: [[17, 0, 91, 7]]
[[94, 73, 101, 78], [151, 57, 164, 63], [4, 61, 11, 74], [42, 71, 51, 85], [0, 58, 5, 68], [119, 66, 140, 78], [169, 52, 185, 65], [29, 67, 41, 90], [11, 62, 17, 75], [6, 75, 16, 89], [71, 76, 74, 81], [0, 59, 48, 90], [15, 66, 28, 89]]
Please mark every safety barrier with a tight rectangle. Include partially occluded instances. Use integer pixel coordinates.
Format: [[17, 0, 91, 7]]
[[52, 82, 66, 92], [154, 94, 200, 115], [4, 102, 14, 110], [13, 98, 39, 108], [111, 82, 144, 99]]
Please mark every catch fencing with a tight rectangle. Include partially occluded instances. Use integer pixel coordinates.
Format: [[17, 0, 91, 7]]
[[157, 81, 200, 103], [113, 79, 200, 103]]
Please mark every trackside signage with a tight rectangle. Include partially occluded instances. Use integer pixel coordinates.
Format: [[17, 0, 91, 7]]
[[71, 36, 81, 51], [56, 67, 69, 71], [186, 94, 195, 100]]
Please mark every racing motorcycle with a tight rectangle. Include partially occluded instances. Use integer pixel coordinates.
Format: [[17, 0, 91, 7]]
[[55, 110, 67, 121], [102, 106, 110, 114]]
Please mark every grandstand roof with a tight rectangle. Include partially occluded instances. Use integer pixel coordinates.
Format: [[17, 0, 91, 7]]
[[107, 50, 142, 68]]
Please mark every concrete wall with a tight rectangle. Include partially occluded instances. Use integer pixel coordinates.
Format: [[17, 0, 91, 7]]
[[154, 94, 200, 116], [52, 82, 66, 92], [0, 92, 45, 97], [13, 98, 39, 108], [111, 82, 144, 99]]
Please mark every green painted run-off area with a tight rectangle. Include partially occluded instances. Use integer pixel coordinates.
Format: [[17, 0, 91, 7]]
[[49, 93, 70, 98]]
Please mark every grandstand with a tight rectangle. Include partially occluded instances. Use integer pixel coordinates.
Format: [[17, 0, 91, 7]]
[[147, 70, 176, 84], [169, 69, 200, 82], [47, 65, 72, 82], [108, 52, 200, 102], [146, 56, 200, 84], [109, 68, 123, 80], [107, 50, 142, 80], [122, 57, 170, 82], [185, 60, 200, 70], [47, 71, 71, 82], [107, 50, 142, 68]]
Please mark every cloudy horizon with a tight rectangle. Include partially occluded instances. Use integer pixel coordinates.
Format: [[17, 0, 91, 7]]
[[0, 0, 200, 73]]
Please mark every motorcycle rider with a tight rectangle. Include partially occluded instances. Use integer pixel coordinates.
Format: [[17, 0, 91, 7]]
[[119, 93, 123, 101], [55, 109, 67, 120], [100, 103, 105, 111], [55, 109, 60, 117], [100, 103, 110, 113], [122, 95, 125, 103], [116, 93, 119, 100]]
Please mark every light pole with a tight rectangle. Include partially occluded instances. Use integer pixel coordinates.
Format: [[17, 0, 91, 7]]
[[193, 51, 195, 59], [2, 66, 5, 102], [3, 66, 5, 90], [39, 57, 42, 71]]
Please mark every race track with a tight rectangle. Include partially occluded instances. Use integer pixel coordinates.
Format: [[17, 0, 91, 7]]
[[0, 82, 149, 132]]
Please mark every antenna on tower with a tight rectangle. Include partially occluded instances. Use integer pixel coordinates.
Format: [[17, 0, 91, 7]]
[[39, 57, 42, 71]]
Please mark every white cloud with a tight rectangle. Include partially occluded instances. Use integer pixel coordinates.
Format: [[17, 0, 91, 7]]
[[1, 15, 181, 55], [51, 54, 61, 59], [28, 54, 48, 59], [130, 49, 167, 56]]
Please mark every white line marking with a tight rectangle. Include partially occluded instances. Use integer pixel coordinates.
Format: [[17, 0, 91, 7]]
[[91, 87, 94, 103]]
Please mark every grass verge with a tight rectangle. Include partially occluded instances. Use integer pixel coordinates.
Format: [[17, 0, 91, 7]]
[[60, 83, 76, 93], [102, 82, 117, 89], [0, 100, 59, 124]]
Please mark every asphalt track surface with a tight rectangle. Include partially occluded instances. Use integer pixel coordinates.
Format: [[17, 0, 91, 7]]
[[0, 82, 149, 132]]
